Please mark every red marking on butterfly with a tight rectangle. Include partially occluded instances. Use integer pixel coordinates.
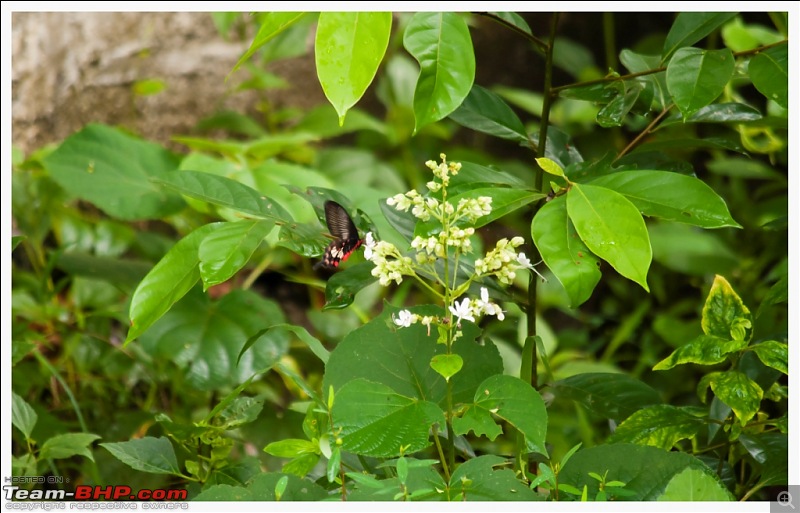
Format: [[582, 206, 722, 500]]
[[314, 201, 363, 270]]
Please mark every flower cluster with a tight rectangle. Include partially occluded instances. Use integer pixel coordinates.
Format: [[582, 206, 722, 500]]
[[366, 154, 544, 333], [392, 287, 505, 329]]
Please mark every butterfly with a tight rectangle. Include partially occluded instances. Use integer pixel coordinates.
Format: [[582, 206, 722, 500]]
[[314, 200, 364, 270]]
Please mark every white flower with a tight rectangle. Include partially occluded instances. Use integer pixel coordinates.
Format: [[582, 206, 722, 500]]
[[517, 252, 532, 268], [449, 297, 475, 325], [393, 309, 415, 328], [476, 287, 505, 321], [364, 232, 376, 261]]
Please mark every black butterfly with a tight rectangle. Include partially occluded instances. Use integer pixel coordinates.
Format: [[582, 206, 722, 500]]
[[314, 201, 363, 270]]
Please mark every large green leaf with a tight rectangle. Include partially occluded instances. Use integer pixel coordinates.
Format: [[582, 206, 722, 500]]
[[698, 371, 762, 426], [566, 183, 651, 291], [532, 196, 601, 308], [315, 12, 392, 123], [198, 220, 274, 289], [323, 305, 502, 409], [662, 12, 737, 62], [588, 171, 741, 228], [138, 289, 289, 390], [331, 379, 445, 457], [452, 375, 547, 456], [701, 275, 752, 341], [154, 170, 292, 222], [449, 84, 528, 142], [659, 102, 762, 126], [39, 433, 101, 462], [42, 124, 185, 220], [666, 47, 735, 119], [230, 13, 308, 75], [449, 455, 542, 501], [654, 334, 746, 370], [100, 437, 181, 476], [404, 12, 475, 132], [657, 467, 734, 501], [127, 223, 222, 343], [560, 443, 724, 501], [749, 44, 788, 109], [323, 261, 377, 310], [548, 372, 662, 421], [607, 405, 705, 449]]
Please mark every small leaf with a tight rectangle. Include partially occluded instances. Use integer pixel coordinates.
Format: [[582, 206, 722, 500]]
[[701, 275, 752, 341], [536, 157, 565, 178], [750, 341, 788, 375], [567, 183, 651, 291], [430, 354, 463, 381], [658, 467, 734, 501], [315, 12, 392, 124], [404, 12, 475, 132], [39, 433, 101, 462], [100, 437, 182, 475], [264, 439, 318, 458], [699, 371, 762, 426], [12, 393, 37, 440]]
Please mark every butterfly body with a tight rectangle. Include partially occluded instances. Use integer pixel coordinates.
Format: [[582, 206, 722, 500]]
[[314, 201, 363, 270]]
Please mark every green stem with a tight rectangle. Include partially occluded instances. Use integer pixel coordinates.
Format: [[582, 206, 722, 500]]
[[432, 424, 451, 482]]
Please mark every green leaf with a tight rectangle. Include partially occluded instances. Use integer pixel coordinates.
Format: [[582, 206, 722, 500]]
[[153, 170, 292, 222], [750, 341, 788, 375], [607, 405, 705, 449], [264, 439, 318, 458], [39, 433, 101, 462], [231, 13, 307, 75], [12, 235, 25, 251], [100, 437, 182, 476], [199, 220, 274, 289], [315, 12, 392, 124], [323, 261, 377, 310], [749, 44, 788, 109], [662, 13, 738, 62], [701, 275, 752, 341], [706, 156, 786, 181], [596, 82, 643, 127], [430, 354, 463, 381], [453, 375, 548, 456], [195, 472, 327, 501], [536, 157, 565, 178], [489, 12, 532, 34], [281, 453, 320, 478], [532, 196, 601, 308], [323, 305, 502, 409], [560, 443, 724, 501], [698, 371, 762, 426], [42, 124, 185, 220], [666, 47, 735, 119], [567, 183, 651, 291], [12, 393, 38, 439], [588, 171, 741, 229], [654, 334, 745, 370], [404, 12, 475, 132], [449, 455, 542, 501], [331, 379, 445, 457], [658, 467, 734, 501], [218, 396, 264, 429], [548, 372, 662, 421], [127, 223, 222, 343], [660, 102, 762, 126], [648, 222, 738, 276], [240, 323, 330, 366], [449, 84, 528, 142], [139, 289, 289, 391], [56, 252, 151, 289]]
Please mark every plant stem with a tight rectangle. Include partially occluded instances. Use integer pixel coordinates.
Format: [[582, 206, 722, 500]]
[[432, 424, 451, 481]]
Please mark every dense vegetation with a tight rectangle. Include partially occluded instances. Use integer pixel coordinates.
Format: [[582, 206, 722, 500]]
[[11, 11, 788, 502]]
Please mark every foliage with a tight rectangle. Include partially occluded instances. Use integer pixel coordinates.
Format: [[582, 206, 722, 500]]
[[11, 10, 788, 503]]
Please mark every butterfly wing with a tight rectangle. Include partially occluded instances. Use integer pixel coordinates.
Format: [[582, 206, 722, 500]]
[[314, 201, 363, 270]]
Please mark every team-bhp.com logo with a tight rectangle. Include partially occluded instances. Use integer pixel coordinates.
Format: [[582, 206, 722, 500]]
[[4, 484, 188, 501]]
